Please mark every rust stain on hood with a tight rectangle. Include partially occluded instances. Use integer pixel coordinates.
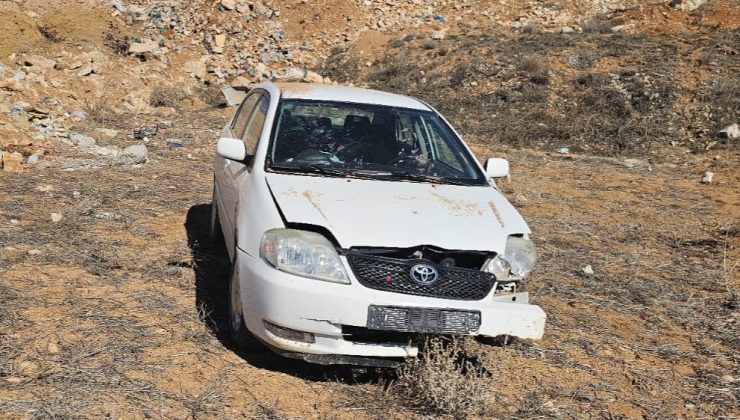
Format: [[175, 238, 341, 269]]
[[488, 201, 505, 228], [302, 190, 329, 222]]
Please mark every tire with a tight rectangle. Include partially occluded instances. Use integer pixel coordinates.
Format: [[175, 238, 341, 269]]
[[228, 254, 252, 349]]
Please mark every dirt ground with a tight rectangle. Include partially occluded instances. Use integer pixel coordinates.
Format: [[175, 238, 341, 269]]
[[1, 0, 738, 418], [1, 102, 737, 417]]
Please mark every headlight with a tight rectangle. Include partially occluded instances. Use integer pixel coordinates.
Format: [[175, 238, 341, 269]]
[[260, 229, 350, 284], [484, 236, 537, 279]]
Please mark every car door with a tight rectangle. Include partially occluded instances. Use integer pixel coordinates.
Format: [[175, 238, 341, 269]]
[[218, 92, 269, 256]]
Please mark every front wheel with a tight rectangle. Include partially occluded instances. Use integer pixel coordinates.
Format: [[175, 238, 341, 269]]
[[228, 256, 252, 349]]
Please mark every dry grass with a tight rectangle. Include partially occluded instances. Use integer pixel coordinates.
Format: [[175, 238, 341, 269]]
[[394, 337, 492, 417], [150, 85, 187, 108]]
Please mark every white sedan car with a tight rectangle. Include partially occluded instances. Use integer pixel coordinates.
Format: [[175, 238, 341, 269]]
[[212, 82, 545, 366]]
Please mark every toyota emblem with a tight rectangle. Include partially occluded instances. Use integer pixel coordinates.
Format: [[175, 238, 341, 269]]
[[409, 264, 439, 285]]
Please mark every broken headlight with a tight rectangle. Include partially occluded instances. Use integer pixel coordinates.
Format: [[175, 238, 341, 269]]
[[260, 229, 350, 284], [484, 236, 537, 280]]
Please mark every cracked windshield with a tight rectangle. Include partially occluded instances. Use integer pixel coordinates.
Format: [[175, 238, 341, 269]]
[[269, 100, 486, 184]]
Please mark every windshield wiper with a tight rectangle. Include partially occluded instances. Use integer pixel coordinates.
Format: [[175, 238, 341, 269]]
[[271, 164, 348, 177], [372, 170, 473, 185]]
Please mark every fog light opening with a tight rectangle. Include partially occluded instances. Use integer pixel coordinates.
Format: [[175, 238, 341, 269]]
[[264, 321, 316, 343]]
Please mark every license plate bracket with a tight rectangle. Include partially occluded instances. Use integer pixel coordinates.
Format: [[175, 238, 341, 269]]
[[367, 305, 481, 334]]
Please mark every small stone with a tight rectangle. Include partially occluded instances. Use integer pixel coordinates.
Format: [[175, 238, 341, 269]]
[[431, 30, 446, 40], [303, 70, 323, 84], [718, 123, 739, 139], [128, 40, 158, 55], [560, 26, 574, 33], [236, 2, 249, 13], [5, 377, 23, 384], [184, 60, 207, 79], [47, 337, 60, 354], [120, 144, 148, 164], [51, 213, 63, 223], [260, 51, 280, 64], [27, 154, 41, 164], [79, 65, 95, 76], [70, 110, 89, 121], [583, 265, 594, 275], [2, 151, 23, 172], [23, 55, 56, 69], [701, 172, 714, 184], [721, 374, 735, 383], [73, 191, 81, 198], [277, 67, 305, 81], [220, 0, 236, 10], [69, 133, 96, 148], [212, 34, 226, 54], [98, 128, 119, 138]]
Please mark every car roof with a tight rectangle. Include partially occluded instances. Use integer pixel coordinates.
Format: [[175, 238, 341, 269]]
[[270, 82, 431, 111]]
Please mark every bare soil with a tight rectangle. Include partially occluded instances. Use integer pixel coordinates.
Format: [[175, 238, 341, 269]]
[[0, 0, 738, 418], [1, 104, 737, 417]]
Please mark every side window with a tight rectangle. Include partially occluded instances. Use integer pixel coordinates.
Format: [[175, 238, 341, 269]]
[[231, 93, 261, 139], [242, 95, 269, 155]]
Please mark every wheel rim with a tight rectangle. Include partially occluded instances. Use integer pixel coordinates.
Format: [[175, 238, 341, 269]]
[[230, 267, 242, 332]]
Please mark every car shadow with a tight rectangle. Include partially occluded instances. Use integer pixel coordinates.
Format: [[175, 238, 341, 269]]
[[184, 203, 393, 384]]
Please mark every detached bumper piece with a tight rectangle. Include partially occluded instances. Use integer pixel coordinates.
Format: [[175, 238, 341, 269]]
[[367, 305, 481, 334], [347, 253, 495, 300]]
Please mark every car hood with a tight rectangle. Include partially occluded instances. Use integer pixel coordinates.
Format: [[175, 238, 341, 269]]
[[265, 173, 530, 252]]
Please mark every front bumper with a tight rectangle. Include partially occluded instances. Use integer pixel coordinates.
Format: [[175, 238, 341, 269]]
[[237, 250, 546, 360]]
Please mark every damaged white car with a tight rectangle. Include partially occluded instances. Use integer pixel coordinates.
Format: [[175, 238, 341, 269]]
[[212, 82, 545, 366]]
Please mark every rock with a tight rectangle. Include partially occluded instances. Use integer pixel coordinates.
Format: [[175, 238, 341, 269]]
[[213, 34, 226, 54], [51, 213, 63, 223], [27, 249, 41, 256], [184, 60, 207, 79], [260, 51, 280, 64], [128, 40, 159, 55], [560, 26, 574, 33], [70, 110, 89, 121], [720, 374, 735, 383], [2, 152, 23, 172], [0, 78, 25, 91], [90, 51, 108, 73], [431, 30, 446, 40], [23, 55, 56, 70], [701, 171, 714, 184], [98, 128, 119, 138], [277, 67, 305, 81], [27, 154, 41, 164], [582, 265, 594, 275], [69, 133, 97, 148], [0, 99, 12, 113], [91, 145, 120, 158], [77, 66, 94, 77], [133, 126, 158, 139], [119, 144, 148, 164], [611, 24, 635, 33], [220, 0, 236, 10], [623, 158, 647, 168], [303, 70, 324, 84], [47, 337, 60, 354], [221, 87, 247, 106], [670, 0, 707, 11], [718, 123, 739, 139], [236, 2, 250, 13]]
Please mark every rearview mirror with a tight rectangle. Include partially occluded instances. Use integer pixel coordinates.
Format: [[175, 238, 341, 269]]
[[485, 158, 509, 178], [217, 137, 246, 161]]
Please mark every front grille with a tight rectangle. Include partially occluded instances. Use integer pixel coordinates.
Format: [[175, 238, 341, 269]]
[[346, 253, 495, 300]]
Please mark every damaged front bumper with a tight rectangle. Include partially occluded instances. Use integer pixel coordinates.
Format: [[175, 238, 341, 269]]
[[237, 250, 546, 362]]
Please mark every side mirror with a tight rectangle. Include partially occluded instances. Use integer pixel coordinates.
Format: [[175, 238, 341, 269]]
[[217, 137, 246, 161], [485, 158, 510, 178]]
